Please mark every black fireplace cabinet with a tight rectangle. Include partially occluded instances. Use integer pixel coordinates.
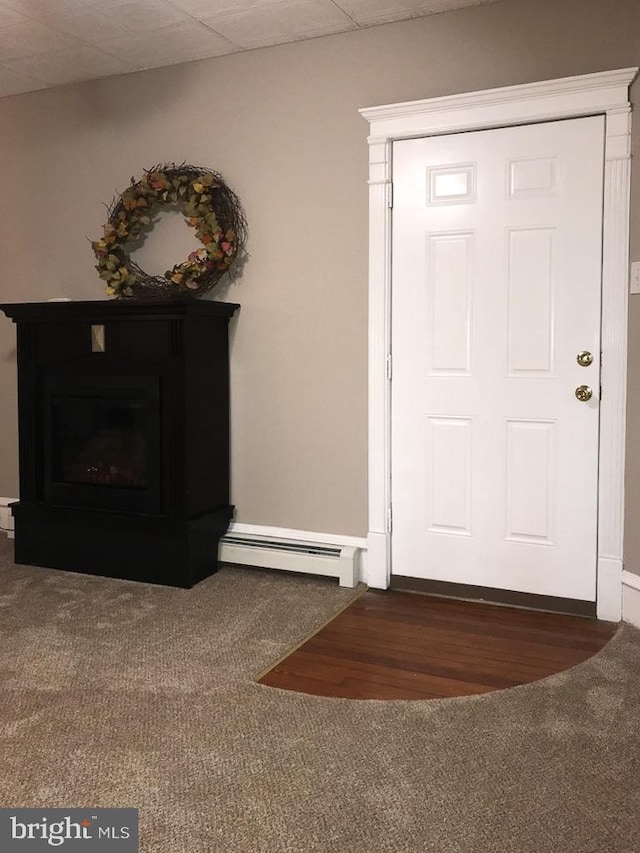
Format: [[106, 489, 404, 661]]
[[0, 299, 239, 588]]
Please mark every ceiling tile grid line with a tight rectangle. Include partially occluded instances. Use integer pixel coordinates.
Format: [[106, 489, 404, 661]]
[[0, 0, 502, 99]]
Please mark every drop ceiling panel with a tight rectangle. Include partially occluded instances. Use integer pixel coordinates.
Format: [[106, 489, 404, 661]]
[[1, 0, 85, 14], [337, 0, 495, 24], [0, 4, 29, 27], [38, 8, 134, 42], [0, 20, 82, 61], [168, 0, 288, 16], [90, 0, 190, 31], [0, 0, 504, 98], [201, 0, 356, 49], [4, 44, 128, 85], [104, 20, 234, 68]]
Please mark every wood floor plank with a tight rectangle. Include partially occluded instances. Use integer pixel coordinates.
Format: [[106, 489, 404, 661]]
[[308, 621, 604, 666], [304, 634, 584, 680], [303, 639, 547, 688], [278, 649, 494, 698], [342, 597, 614, 642], [355, 593, 615, 637], [258, 590, 617, 700], [313, 605, 608, 651]]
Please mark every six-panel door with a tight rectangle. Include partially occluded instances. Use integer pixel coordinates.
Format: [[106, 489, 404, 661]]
[[391, 116, 605, 600]]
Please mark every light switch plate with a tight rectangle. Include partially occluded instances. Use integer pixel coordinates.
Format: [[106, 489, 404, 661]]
[[631, 261, 640, 295]]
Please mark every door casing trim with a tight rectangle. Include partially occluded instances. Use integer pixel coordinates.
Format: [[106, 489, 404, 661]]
[[360, 68, 639, 620]]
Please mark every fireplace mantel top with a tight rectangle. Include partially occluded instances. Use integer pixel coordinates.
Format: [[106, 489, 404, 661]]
[[0, 298, 240, 324]]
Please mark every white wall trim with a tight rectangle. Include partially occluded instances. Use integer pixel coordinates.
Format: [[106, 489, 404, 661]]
[[360, 68, 638, 622], [622, 570, 640, 593], [622, 570, 640, 628]]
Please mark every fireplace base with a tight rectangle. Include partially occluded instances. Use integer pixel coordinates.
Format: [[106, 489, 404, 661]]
[[11, 502, 233, 588]]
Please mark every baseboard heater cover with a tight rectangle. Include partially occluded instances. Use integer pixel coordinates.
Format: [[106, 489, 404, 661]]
[[219, 533, 359, 588], [0, 500, 361, 586], [0, 499, 15, 540]]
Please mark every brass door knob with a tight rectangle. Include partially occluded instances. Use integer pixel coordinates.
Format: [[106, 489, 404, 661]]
[[575, 385, 593, 402], [577, 351, 593, 367]]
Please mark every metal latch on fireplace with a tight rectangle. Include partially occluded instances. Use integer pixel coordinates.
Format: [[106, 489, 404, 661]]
[[91, 324, 105, 353]]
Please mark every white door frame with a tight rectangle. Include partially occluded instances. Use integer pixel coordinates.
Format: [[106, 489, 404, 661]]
[[360, 68, 638, 620]]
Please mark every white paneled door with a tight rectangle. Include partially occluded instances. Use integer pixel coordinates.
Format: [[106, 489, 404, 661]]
[[391, 116, 605, 601]]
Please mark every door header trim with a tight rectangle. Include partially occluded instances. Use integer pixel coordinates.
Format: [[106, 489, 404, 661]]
[[360, 67, 637, 145], [360, 68, 639, 620]]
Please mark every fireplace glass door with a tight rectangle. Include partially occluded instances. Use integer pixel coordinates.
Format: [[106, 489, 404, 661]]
[[45, 376, 161, 513]]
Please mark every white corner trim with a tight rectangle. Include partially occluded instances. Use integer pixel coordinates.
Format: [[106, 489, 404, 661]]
[[361, 68, 639, 603], [224, 522, 368, 586], [622, 570, 640, 628], [0, 497, 15, 539]]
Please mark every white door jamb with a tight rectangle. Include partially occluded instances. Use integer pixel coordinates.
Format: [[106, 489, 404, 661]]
[[360, 68, 638, 621]]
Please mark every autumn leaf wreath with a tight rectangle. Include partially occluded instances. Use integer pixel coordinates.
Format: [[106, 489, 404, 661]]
[[91, 163, 246, 299]]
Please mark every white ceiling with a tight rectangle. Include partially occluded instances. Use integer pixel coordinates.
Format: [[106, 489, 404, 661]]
[[0, 0, 501, 99]]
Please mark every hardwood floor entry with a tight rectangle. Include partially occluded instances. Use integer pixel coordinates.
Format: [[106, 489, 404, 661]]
[[258, 590, 617, 700]]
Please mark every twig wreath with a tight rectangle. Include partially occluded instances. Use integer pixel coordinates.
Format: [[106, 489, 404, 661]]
[[91, 163, 247, 299]]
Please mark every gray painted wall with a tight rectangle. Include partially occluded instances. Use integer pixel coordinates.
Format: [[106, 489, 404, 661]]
[[0, 0, 639, 570]]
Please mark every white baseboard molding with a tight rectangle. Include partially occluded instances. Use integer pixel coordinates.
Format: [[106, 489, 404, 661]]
[[0, 497, 15, 540], [597, 556, 623, 621], [221, 522, 368, 587], [366, 531, 390, 589], [622, 570, 640, 629]]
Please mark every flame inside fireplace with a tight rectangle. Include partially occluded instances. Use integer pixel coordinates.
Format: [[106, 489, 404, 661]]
[[52, 396, 147, 489]]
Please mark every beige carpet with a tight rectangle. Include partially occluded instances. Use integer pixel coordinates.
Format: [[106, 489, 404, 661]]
[[0, 534, 639, 853]]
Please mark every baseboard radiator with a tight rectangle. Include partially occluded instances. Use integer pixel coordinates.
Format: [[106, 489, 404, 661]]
[[219, 533, 359, 588], [0, 501, 360, 586], [0, 499, 15, 539]]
